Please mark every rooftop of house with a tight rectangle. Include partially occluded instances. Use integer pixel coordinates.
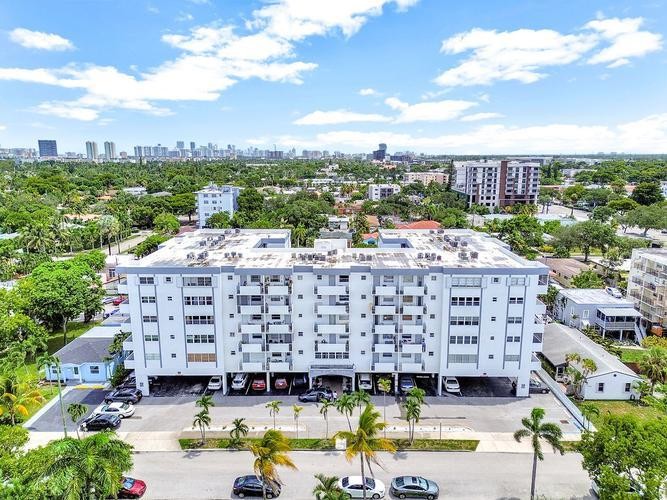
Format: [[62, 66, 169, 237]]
[[120, 228, 548, 272], [557, 288, 635, 306], [52, 326, 121, 365], [538, 258, 592, 278]]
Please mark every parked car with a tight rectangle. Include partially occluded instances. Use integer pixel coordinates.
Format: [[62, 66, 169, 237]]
[[390, 476, 439, 499], [358, 374, 373, 391], [605, 286, 623, 299], [298, 387, 335, 402], [274, 377, 288, 390], [112, 296, 124, 306], [118, 476, 147, 498], [292, 374, 308, 388], [339, 476, 385, 499], [103, 296, 116, 304], [251, 377, 266, 391], [119, 376, 137, 389], [92, 402, 135, 418], [207, 376, 223, 391], [444, 377, 460, 394], [512, 378, 550, 395], [232, 475, 281, 498], [231, 373, 249, 391], [106, 388, 143, 404], [399, 376, 415, 393], [80, 414, 121, 432]]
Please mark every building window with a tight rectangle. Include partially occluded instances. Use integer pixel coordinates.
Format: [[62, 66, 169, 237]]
[[449, 335, 478, 344], [429, 314, 435, 319], [187, 353, 217, 362], [183, 277, 212, 287], [625, 383, 631, 392], [361, 294, 366, 299], [510, 277, 526, 286], [139, 277, 155, 285], [492, 277, 500, 283], [297, 275, 303, 280], [167, 296, 173, 301], [185, 315, 214, 324], [171, 353, 177, 358], [507, 317, 523, 324], [298, 294, 303, 299], [488, 354, 494, 359], [168, 316, 174, 320], [361, 314, 366, 318], [144, 334, 159, 342], [90, 366, 100, 374], [430, 295, 436, 300], [186, 334, 215, 343], [227, 276, 233, 280], [597, 383, 605, 392], [170, 334, 175, 339], [582, 309, 589, 319], [142, 315, 157, 323], [449, 316, 480, 326], [145, 353, 160, 361], [141, 296, 156, 303], [509, 297, 524, 304], [165, 277, 172, 283], [451, 297, 481, 306], [228, 295, 233, 299], [184, 296, 213, 306]]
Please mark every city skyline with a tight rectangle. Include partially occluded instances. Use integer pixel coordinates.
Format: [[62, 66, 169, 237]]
[[0, 0, 666, 154]]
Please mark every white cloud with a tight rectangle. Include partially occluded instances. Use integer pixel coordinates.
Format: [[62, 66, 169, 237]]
[[460, 112, 503, 122], [147, 5, 159, 14], [176, 12, 194, 22], [187, 0, 210, 4], [0, 124, 5, 131], [9, 28, 74, 51], [35, 102, 100, 121], [385, 97, 477, 122], [435, 16, 662, 86], [358, 87, 377, 96], [294, 109, 390, 125]]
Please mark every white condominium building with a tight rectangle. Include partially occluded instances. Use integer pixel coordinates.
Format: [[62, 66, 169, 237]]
[[118, 229, 548, 396], [453, 160, 540, 208], [627, 248, 667, 336], [196, 183, 240, 228], [367, 184, 401, 201]]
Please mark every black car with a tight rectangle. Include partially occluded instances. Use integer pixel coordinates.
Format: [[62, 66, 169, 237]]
[[292, 374, 308, 388], [297, 387, 335, 402], [81, 414, 121, 431], [512, 378, 550, 395], [106, 388, 143, 404], [232, 475, 281, 498]]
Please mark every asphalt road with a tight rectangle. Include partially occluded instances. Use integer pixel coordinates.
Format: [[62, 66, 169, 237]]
[[131, 450, 594, 499]]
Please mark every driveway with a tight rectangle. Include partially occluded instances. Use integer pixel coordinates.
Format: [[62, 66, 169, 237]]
[[25, 389, 106, 433]]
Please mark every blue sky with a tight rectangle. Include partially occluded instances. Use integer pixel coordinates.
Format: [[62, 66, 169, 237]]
[[0, 0, 666, 154]]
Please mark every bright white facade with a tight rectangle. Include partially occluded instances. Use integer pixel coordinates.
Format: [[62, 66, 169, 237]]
[[368, 184, 401, 201], [627, 248, 667, 336], [196, 183, 240, 228], [118, 229, 549, 396]]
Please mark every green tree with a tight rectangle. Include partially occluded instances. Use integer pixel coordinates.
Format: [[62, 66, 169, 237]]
[[229, 417, 249, 448], [266, 400, 282, 430], [335, 394, 356, 431], [196, 394, 215, 413], [377, 378, 392, 439], [192, 409, 211, 444], [334, 405, 396, 500], [67, 403, 88, 440], [639, 347, 667, 390], [626, 204, 667, 236], [351, 389, 371, 413], [206, 211, 232, 228], [562, 184, 586, 216], [292, 404, 303, 439], [313, 474, 349, 500], [319, 399, 335, 439], [292, 225, 307, 247], [631, 182, 664, 206], [565, 353, 598, 399], [579, 403, 600, 431], [513, 407, 564, 500], [571, 269, 604, 289], [153, 212, 180, 234], [0, 374, 44, 425], [248, 429, 297, 500]]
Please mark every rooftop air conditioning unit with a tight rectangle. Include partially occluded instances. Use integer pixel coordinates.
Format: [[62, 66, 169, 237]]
[[461, 241, 468, 247], [417, 253, 423, 259], [458, 251, 469, 261], [187, 252, 195, 259], [470, 251, 479, 259]]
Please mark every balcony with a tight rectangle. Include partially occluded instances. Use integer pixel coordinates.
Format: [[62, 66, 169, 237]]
[[373, 324, 397, 335], [269, 361, 292, 371], [119, 299, 130, 315], [117, 280, 128, 294], [315, 342, 349, 353], [317, 304, 349, 315], [268, 343, 292, 353], [266, 285, 289, 295], [266, 305, 290, 315], [400, 343, 423, 354], [530, 353, 541, 371], [241, 362, 265, 371], [317, 285, 348, 295], [597, 320, 638, 330], [316, 324, 348, 334], [373, 362, 396, 372], [400, 362, 424, 372], [239, 285, 262, 295], [122, 335, 134, 352], [373, 305, 397, 315], [402, 324, 425, 335], [401, 305, 425, 316], [535, 300, 547, 315], [373, 343, 396, 353], [240, 324, 263, 334], [402, 285, 425, 296], [123, 353, 135, 369], [239, 343, 264, 353], [239, 305, 263, 315], [267, 323, 291, 334], [375, 286, 397, 296]]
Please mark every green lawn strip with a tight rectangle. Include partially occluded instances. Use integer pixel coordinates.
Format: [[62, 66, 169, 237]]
[[179, 437, 478, 452], [619, 348, 647, 363], [46, 320, 102, 353], [575, 400, 664, 426]]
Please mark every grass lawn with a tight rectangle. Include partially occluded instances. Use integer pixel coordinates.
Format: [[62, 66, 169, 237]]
[[576, 400, 664, 426], [619, 348, 647, 363], [179, 437, 479, 452]]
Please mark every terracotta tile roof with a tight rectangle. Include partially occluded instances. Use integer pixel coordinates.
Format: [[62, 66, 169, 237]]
[[396, 220, 441, 230]]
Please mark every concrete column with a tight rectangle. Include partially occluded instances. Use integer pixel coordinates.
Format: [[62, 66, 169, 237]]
[[136, 373, 150, 395], [515, 372, 530, 397], [350, 375, 355, 391], [222, 373, 228, 394], [266, 372, 271, 393], [437, 373, 443, 396], [308, 375, 313, 389], [393, 372, 399, 395]]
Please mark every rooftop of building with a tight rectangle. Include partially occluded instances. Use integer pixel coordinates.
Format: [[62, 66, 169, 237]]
[[557, 288, 635, 306], [195, 183, 240, 194], [631, 248, 667, 266], [121, 228, 548, 272]]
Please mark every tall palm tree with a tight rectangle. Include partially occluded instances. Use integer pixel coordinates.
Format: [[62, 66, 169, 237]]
[[25, 431, 133, 499], [639, 347, 667, 390], [565, 353, 598, 399], [0, 374, 45, 425], [293, 225, 307, 247], [248, 429, 297, 500], [335, 405, 397, 500], [377, 378, 392, 439], [351, 389, 371, 413], [196, 394, 215, 413], [193, 410, 211, 444], [404, 398, 422, 444], [313, 474, 348, 500], [67, 403, 88, 440], [292, 405, 303, 439], [335, 394, 355, 431], [229, 417, 249, 448], [513, 407, 564, 500], [579, 403, 599, 431], [319, 399, 335, 439], [38, 354, 68, 437], [266, 400, 282, 429]]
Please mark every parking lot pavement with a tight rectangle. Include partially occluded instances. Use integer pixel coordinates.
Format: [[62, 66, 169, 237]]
[[25, 389, 106, 433]]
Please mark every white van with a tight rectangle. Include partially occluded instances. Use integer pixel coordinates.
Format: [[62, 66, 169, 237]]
[[358, 374, 373, 391]]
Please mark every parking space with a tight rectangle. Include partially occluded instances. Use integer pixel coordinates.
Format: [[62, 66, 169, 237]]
[[26, 388, 106, 433], [457, 377, 515, 398], [149, 376, 210, 398]]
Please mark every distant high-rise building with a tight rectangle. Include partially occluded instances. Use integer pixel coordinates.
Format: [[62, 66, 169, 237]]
[[133, 146, 142, 157], [176, 141, 185, 149], [85, 141, 98, 160], [119, 151, 128, 159], [38, 140, 58, 157], [104, 141, 116, 160], [372, 143, 387, 161], [190, 141, 196, 152]]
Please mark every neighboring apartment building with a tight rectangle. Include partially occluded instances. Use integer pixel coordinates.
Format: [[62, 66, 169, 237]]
[[38, 139, 58, 157], [453, 160, 540, 208], [553, 288, 642, 342], [368, 184, 401, 201], [104, 141, 117, 160], [85, 141, 99, 160], [118, 228, 548, 397], [404, 171, 448, 185], [627, 248, 667, 336], [196, 183, 241, 228]]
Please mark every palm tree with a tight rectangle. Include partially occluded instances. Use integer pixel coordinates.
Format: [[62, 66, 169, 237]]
[[404, 398, 423, 444], [335, 405, 397, 500], [639, 347, 667, 390], [319, 399, 335, 439], [266, 400, 282, 429], [377, 378, 392, 439], [513, 407, 564, 500], [335, 394, 356, 431], [293, 225, 307, 247], [230, 417, 249, 448], [0, 374, 45, 425], [26, 431, 133, 499], [351, 389, 371, 413], [248, 429, 297, 500], [193, 410, 211, 444], [196, 394, 215, 413], [565, 353, 598, 399], [407, 387, 426, 405], [292, 405, 303, 439], [313, 473, 348, 500], [38, 353, 68, 437], [579, 403, 599, 431], [67, 403, 88, 440]]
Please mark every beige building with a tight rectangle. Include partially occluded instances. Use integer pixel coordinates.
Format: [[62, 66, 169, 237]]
[[627, 248, 667, 336], [404, 171, 448, 185]]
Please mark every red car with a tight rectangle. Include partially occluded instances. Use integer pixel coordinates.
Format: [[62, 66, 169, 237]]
[[251, 377, 266, 391], [274, 377, 288, 390], [112, 296, 124, 306], [118, 477, 146, 498]]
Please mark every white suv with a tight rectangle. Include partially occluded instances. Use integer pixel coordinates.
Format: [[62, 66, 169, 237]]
[[231, 373, 249, 391]]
